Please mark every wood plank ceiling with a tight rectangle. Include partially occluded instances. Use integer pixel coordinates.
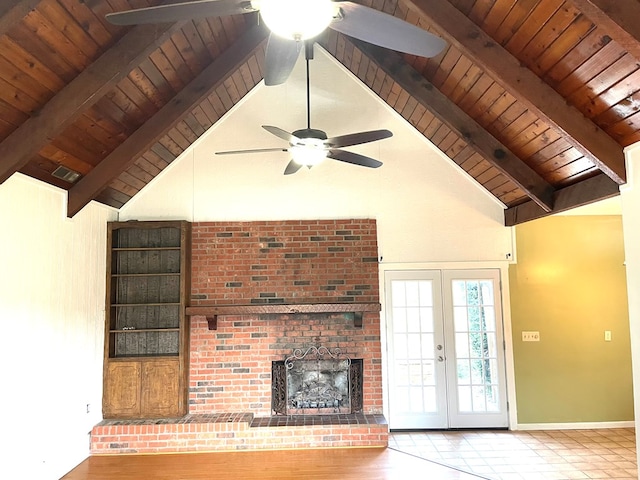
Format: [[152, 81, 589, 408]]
[[0, 0, 638, 225]]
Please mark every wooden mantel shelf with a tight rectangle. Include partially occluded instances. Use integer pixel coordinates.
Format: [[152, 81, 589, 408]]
[[185, 303, 381, 330]]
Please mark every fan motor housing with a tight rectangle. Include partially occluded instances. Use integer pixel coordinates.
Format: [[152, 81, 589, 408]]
[[293, 128, 327, 140]]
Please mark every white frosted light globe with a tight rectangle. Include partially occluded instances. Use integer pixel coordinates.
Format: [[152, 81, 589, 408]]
[[259, 0, 335, 41], [290, 138, 327, 166]]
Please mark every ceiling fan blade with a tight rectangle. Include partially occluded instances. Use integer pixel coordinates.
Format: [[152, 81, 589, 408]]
[[262, 125, 299, 143], [105, 0, 255, 26], [215, 147, 287, 155], [327, 149, 383, 168], [264, 33, 301, 86], [325, 129, 393, 148], [284, 159, 304, 175], [329, 1, 446, 58]]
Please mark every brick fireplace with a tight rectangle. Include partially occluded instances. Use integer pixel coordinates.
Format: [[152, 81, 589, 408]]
[[91, 219, 387, 454]]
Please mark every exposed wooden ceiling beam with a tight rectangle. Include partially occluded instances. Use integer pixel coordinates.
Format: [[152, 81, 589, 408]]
[[66, 23, 269, 217], [571, 0, 640, 60], [0, 21, 184, 185], [504, 174, 620, 226], [0, 0, 40, 36], [404, 0, 627, 185], [350, 38, 555, 213]]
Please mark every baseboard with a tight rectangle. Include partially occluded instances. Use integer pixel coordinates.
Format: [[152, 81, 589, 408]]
[[514, 420, 635, 431]]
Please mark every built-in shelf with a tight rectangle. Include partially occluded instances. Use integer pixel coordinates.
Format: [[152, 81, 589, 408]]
[[112, 247, 181, 251], [104, 220, 191, 419], [112, 272, 181, 277], [185, 303, 381, 330], [109, 328, 181, 333], [113, 302, 181, 307]]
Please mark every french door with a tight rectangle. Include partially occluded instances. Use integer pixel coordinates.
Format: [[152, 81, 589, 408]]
[[385, 269, 508, 429]]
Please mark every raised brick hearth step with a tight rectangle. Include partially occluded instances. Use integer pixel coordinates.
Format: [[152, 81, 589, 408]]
[[91, 413, 388, 454]]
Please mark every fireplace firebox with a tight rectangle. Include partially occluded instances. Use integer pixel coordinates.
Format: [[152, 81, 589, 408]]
[[272, 346, 363, 415]]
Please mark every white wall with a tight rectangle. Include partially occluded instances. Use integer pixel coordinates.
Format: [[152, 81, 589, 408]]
[[120, 47, 513, 264], [0, 174, 116, 479], [620, 143, 640, 464]]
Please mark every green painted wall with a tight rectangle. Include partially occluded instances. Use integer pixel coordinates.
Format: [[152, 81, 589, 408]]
[[509, 215, 633, 424]]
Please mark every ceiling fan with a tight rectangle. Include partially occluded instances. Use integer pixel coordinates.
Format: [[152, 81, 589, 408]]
[[105, 0, 446, 86], [215, 43, 392, 175]]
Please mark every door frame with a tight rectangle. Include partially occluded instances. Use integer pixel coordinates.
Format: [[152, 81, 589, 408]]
[[379, 262, 518, 430]]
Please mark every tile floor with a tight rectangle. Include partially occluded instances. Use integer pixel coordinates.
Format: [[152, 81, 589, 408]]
[[389, 428, 637, 480]]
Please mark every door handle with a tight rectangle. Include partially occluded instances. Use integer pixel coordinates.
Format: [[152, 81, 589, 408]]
[[438, 355, 445, 362]]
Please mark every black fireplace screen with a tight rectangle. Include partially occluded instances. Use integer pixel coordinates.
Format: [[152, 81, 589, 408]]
[[272, 346, 363, 415]]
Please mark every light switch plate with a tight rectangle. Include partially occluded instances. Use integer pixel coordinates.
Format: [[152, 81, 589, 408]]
[[522, 331, 540, 342]]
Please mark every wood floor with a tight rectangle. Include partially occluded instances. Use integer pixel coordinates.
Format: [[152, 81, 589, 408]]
[[61, 447, 482, 480]]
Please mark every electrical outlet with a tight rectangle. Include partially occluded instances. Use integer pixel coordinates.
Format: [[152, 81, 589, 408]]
[[605, 330, 612, 342], [522, 331, 540, 342], [86, 403, 91, 414]]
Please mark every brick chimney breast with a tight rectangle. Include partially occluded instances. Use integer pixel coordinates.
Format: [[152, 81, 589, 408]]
[[188, 219, 382, 416]]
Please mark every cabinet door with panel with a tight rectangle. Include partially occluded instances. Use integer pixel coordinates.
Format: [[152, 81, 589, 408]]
[[103, 221, 191, 419], [141, 359, 181, 417], [104, 361, 141, 418]]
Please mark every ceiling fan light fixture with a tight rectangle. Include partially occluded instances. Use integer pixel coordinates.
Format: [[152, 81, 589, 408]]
[[290, 139, 328, 166], [258, 0, 336, 41]]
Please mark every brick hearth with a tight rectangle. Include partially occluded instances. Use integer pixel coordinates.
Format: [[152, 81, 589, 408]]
[[91, 219, 386, 454], [91, 413, 387, 453]]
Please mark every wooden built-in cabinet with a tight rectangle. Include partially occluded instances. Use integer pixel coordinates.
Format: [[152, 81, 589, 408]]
[[103, 221, 191, 419]]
